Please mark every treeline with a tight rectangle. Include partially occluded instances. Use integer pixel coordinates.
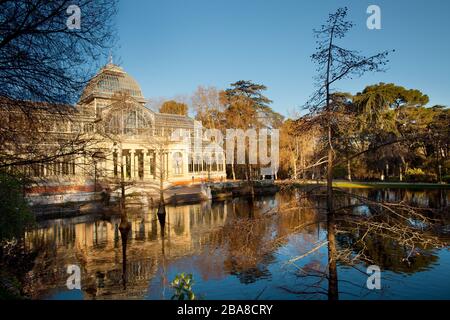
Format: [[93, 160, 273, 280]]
[[156, 81, 283, 180], [280, 83, 449, 183], [164, 82, 448, 183]]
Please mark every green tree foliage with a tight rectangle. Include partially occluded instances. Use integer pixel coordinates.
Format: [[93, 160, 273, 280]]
[[220, 81, 284, 180], [284, 80, 449, 182], [353, 84, 448, 181], [0, 173, 36, 299], [159, 100, 189, 116], [354, 83, 429, 110], [189, 81, 283, 180], [353, 83, 429, 130], [0, 174, 34, 242], [224, 80, 284, 129]]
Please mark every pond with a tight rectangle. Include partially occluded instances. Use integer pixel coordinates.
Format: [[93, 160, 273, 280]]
[[23, 187, 450, 300]]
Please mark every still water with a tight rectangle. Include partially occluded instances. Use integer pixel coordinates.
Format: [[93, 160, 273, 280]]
[[24, 188, 450, 300]]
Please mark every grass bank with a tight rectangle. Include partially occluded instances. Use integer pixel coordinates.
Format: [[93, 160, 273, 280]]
[[280, 180, 449, 190]]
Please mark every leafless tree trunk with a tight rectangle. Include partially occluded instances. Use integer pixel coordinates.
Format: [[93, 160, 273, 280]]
[[231, 162, 236, 180], [159, 151, 165, 204], [299, 7, 392, 299], [347, 157, 352, 181], [327, 211, 338, 300]]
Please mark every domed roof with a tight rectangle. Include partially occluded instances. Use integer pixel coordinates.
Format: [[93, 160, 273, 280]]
[[80, 63, 146, 103]]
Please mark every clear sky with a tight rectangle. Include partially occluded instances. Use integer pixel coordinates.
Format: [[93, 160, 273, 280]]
[[113, 0, 450, 117]]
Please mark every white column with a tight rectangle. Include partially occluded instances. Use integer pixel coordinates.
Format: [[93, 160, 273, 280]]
[[106, 152, 113, 178], [183, 151, 189, 177], [150, 151, 154, 179], [118, 149, 123, 179], [130, 150, 136, 179], [123, 153, 128, 180], [166, 152, 170, 179], [155, 152, 160, 179], [144, 150, 150, 180]]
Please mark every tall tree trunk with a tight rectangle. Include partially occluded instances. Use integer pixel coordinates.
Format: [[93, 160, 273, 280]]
[[325, 24, 335, 214], [156, 151, 167, 217], [159, 152, 165, 204], [327, 211, 339, 300], [119, 214, 131, 290], [231, 162, 236, 180], [247, 163, 255, 200], [120, 151, 125, 210], [327, 125, 334, 213], [302, 156, 306, 179], [293, 156, 297, 180], [347, 157, 352, 181]]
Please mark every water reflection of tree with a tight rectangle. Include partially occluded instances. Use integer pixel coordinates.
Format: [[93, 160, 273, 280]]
[[337, 233, 438, 274], [119, 213, 131, 290], [202, 194, 323, 285], [198, 198, 272, 284], [216, 217, 275, 284], [22, 188, 448, 299], [280, 186, 447, 300]]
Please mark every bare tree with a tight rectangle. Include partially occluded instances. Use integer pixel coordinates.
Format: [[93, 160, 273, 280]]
[[147, 124, 172, 215], [279, 119, 321, 180], [273, 187, 447, 300], [0, 97, 111, 200], [0, 0, 117, 176], [306, 7, 391, 213], [191, 86, 225, 130], [293, 7, 395, 300], [0, 0, 117, 105]]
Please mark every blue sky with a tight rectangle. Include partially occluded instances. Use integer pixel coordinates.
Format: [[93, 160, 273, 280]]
[[113, 0, 450, 117]]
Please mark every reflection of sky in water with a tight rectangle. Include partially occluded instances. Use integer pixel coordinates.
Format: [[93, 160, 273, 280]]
[[25, 188, 449, 300], [47, 289, 83, 300], [352, 205, 371, 216], [408, 218, 428, 230]]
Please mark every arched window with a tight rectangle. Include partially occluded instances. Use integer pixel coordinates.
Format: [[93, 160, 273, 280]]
[[172, 152, 183, 175], [217, 153, 224, 171], [124, 110, 137, 134], [192, 154, 201, 172], [105, 107, 152, 135], [211, 152, 217, 171]]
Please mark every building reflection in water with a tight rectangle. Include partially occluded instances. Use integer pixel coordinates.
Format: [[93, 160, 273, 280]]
[[23, 189, 447, 300], [24, 200, 233, 299]]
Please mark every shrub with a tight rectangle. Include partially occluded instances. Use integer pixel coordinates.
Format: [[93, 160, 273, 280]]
[[405, 168, 437, 183], [0, 173, 34, 242], [0, 173, 36, 299], [170, 273, 196, 300]]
